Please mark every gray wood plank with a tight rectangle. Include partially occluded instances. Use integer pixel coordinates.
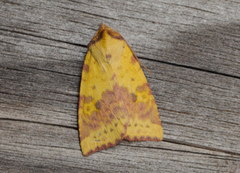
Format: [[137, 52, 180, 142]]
[[0, 28, 239, 154], [0, 0, 240, 172], [1, 120, 239, 173], [0, 0, 240, 76]]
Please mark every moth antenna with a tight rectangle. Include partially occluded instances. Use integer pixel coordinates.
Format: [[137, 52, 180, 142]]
[[134, 55, 152, 76]]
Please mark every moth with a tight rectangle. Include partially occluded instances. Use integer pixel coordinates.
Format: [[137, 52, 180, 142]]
[[78, 23, 163, 156]]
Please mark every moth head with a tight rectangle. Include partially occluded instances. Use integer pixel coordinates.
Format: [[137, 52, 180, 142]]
[[87, 23, 126, 63], [88, 23, 124, 48]]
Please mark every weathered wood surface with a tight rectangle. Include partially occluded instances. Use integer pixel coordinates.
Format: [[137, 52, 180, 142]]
[[0, 0, 240, 172]]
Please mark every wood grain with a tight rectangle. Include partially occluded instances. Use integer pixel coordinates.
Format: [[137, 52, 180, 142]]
[[0, 0, 239, 172]]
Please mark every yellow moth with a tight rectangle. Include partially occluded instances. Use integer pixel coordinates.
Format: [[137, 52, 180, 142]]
[[78, 23, 163, 156]]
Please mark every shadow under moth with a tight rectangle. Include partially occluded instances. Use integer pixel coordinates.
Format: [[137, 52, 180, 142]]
[[78, 23, 163, 156]]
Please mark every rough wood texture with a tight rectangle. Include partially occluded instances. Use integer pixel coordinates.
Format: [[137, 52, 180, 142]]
[[0, 0, 240, 172]]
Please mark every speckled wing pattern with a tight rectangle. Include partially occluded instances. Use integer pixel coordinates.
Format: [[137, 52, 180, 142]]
[[78, 23, 163, 156]]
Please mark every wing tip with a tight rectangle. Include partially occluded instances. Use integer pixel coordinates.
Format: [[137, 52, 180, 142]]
[[82, 138, 122, 156]]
